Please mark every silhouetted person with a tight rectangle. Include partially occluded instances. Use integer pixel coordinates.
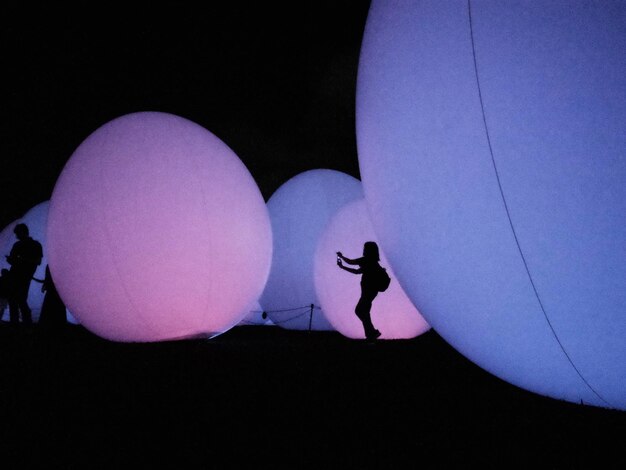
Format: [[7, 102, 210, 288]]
[[34, 265, 67, 328], [5, 223, 43, 325], [337, 241, 383, 341], [0, 268, 11, 321]]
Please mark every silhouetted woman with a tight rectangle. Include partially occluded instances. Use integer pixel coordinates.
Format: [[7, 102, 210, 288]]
[[337, 241, 382, 341], [34, 265, 67, 328]]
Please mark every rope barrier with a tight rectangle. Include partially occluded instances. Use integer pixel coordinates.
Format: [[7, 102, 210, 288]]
[[270, 307, 312, 325], [467, 0, 611, 408], [264, 305, 314, 314], [261, 304, 323, 328]]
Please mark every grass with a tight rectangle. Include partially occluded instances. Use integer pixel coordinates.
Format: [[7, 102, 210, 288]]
[[0, 323, 623, 468]]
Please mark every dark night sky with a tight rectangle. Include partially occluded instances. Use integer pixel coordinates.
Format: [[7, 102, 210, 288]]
[[2, 2, 371, 229]]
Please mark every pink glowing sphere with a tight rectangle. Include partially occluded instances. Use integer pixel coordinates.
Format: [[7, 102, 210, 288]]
[[314, 199, 430, 339], [47, 112, 272, 342]]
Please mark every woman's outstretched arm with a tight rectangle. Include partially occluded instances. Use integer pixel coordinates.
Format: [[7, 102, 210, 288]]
[[337, 259, 362, 275]]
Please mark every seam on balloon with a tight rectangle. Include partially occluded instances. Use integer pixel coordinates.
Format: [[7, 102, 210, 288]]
[[467, 0, 612, 408], [98, 129, 160, 339], [190, 130, 215, 333]]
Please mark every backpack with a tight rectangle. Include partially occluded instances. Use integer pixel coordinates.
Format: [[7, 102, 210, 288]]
[[375, 265, 391, 292]]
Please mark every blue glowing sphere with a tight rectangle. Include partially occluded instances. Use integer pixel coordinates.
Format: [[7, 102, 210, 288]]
[[357, 1, 626, 409]]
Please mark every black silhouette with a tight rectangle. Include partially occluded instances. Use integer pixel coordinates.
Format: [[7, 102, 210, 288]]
[[5, 223, 43, 325], [0, 268, 11, 321], [33, 265, 67, 328], [337, 241, 384, 341]]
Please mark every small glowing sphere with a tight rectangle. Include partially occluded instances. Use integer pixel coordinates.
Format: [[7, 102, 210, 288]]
[[314, 199, 430, 339], [47, 112, 272, 342], [357, 1, 626, 408], [260, 169, 363, 330]]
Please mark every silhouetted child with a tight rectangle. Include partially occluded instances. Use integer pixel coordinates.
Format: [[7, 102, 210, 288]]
[[0, 268, 11, 321], [337, 241, 383, 341]]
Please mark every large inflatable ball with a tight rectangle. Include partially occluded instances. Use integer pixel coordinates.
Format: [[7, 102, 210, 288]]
[[260, 169, 363, 330], [47, 112, 272, 342], [356, 1, 626, 408], [314, 199, 430, 340]]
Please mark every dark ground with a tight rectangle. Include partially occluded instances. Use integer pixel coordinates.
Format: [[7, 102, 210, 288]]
[[0, 323, 624, 468]]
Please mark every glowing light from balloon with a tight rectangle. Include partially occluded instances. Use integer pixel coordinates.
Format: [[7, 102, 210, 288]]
[[47, 112, 272, 342], [356, 0, 626, 408], [314, 199, 430, 339], [260, 169, 363, 330]]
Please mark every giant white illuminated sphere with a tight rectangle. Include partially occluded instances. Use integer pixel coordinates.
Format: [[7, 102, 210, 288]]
[[357, 1, 626, 408], [260, 169, 363, 330], [314, 199, 430, 340], [47, 111, 272, 342]]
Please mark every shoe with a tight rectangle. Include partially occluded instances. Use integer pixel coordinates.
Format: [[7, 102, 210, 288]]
[[366, 329, 381, 341]]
